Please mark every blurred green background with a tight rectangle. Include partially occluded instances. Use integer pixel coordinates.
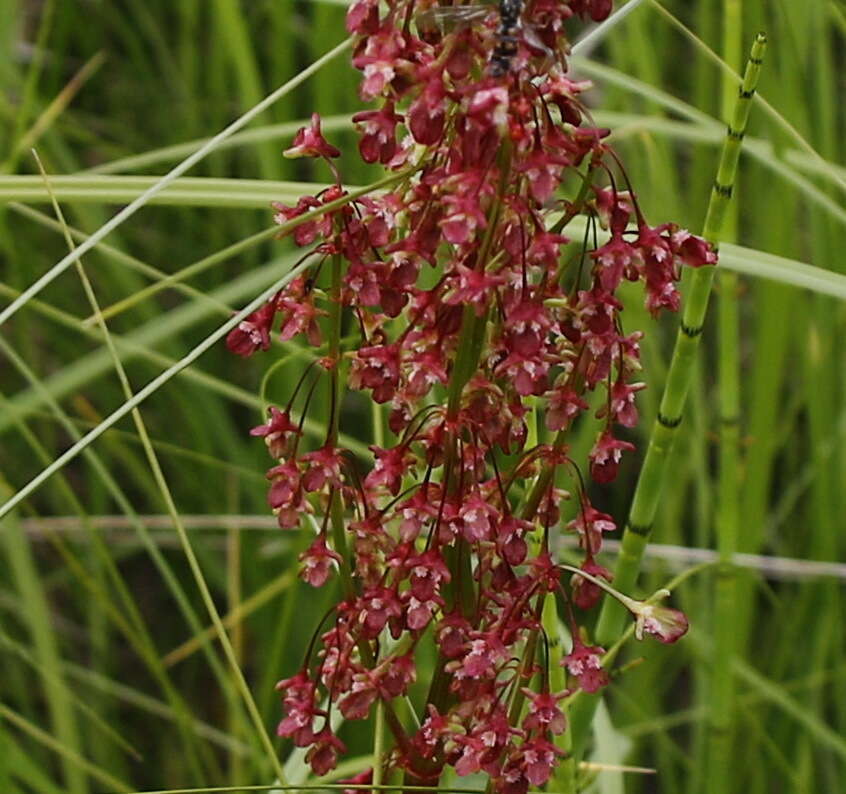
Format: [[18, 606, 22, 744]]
[[1, 1, 845, 792]]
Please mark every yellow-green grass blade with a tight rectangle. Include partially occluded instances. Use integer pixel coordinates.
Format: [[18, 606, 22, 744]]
[[0, 702, 132, 793]]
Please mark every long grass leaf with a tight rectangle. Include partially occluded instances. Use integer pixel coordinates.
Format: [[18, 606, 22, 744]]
[[0, 37, 352, 328], [0, 702, 132, 793]]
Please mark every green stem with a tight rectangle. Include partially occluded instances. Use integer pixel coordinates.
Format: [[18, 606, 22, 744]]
[[372, 701, 387, 790], [569, 32, 768, 756], [545, 596, 576, 794], [707, 2, 743, 791], [327, 252, 356, 601], [328, 254, 344, 445], [446, 305, 489, 420]]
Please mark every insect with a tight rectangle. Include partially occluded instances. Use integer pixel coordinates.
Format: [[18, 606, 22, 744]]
[[416, 0, 546, 76], [490, 0, 524, 76]]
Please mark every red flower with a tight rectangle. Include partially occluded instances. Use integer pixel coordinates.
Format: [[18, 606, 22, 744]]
[[519, 736, 564, 786], [404, 593, 442, 631], [604, 378, 646, 428], [445, 264, 506, 315], [408, 77, 447, 145], [570, 557, 613, 610], [497, 515, 532, 566], [339, 671, 379, 719], [250, 406, 300, 458], [454, 632, 508, 680], [284, 113, 341, 160], [299, 536, 342, 587], [346, 0, 379, 34], [276, 670, 322, 747], [627, 591, 690, 644], [266, 461, 310, 529], [567, 502, 616, 554], [306, 728, 346, 775], [375, 652, 417, 697], [562, 639, 608, 694], [589, 430, 635, 484], [226, 302, 276, 357], [414, 704, 451, 758], [353, 102, 404, 163], [277, 293, 326, 346], [440, 188, 489, 245], [592, 234, 641, 292], [546, 384, 589, 431], [350, 343, 401, 404], [407, 549, 451, 601], [458, 493, 498, 543], [521, 689, 568, 735], [395, 483, 441, 542], [672, 228, 718, 268], [273, 197, 332, 246], [301, 446, 344, 493], [358, 586, 403, 638], [365, 444, 415, 495]]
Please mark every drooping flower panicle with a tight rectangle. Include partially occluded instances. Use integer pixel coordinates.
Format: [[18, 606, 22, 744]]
[[229, 0, 702, 787]]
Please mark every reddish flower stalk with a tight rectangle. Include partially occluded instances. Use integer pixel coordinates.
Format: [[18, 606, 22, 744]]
[[229, 0, 710, 788]]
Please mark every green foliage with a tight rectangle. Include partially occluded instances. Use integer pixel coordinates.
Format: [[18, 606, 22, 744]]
[[1, 2, 844, 792]]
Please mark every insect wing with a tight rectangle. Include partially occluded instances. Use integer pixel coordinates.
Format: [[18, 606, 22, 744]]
[[416, 4, 493, 33]]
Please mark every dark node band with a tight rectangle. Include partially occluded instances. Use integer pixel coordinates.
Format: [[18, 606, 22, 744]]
[[750, 57, 764, 65], [657, 412, 682, 429], [714, 181, 734, 198], [628, 522, 653, 537], [727, 126, 745, 141], [720, 415, 740, 426], [739, 88, 756, 98], [681, 322, 703, 338]]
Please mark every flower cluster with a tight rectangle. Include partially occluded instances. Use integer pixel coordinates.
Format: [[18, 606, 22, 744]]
[[229, 0, 704, 788]]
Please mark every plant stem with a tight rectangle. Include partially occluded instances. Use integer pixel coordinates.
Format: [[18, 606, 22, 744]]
[[372, 701, 387, 790], [707, 2, 743, 790], [568, 32, 768, 756], [326, 252, 356, 601], [545, 595, 576, 794]]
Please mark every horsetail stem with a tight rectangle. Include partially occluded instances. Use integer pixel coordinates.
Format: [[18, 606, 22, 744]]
[[597, 29, 767, 638], [569, 31, 768, 753], [707, 2, 744, 790]]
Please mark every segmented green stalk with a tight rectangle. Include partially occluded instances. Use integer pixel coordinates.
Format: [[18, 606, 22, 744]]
[[708, 2, 743, 790], [597, 29, 766, 638], [570, 32, 768, 751]]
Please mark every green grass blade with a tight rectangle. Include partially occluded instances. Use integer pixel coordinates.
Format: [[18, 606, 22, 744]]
[[0, 702, 132, 793], [0, 36, 352, 328]]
